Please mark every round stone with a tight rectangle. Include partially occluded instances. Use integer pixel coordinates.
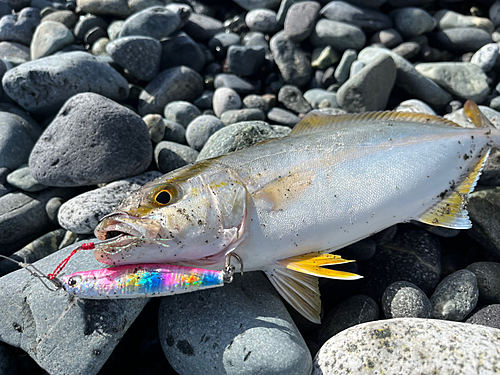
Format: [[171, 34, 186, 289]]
[[142, 114, 166, 143], [119, 6, 180, 40], [164, 101, 201, 127], [466, 262, 500, 305], [382, 281, 432, 318], [154, 141, 199, 173], [0, 7, 40, 45], [30, 20, 74, 60], [245, 9, 278, 34], [185, 115, 225, 151], [392, 7, 436, 38], [310, 19, 366, 51], [284, 1, 320, 42], [213, 87, 242, 117]]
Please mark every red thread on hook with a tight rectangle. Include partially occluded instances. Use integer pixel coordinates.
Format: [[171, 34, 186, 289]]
[[47, 242, 95, 280]]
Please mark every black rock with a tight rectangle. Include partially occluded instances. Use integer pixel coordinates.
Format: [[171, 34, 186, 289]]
[[466, 262, 500, 305], [227, 45, 266, 77], [183, 13, 223, 42], [160, 31, 206, 72], [466, 304, 500, 330], [73, 14, 107, 41], [119, 6, 180, 40], [382, 281, 432, 318], [214, 74, 259, 96]]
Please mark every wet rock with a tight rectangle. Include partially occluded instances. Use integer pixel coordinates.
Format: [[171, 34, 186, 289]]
[[382, 281, 432, 318], [154, 141, 199, 173]]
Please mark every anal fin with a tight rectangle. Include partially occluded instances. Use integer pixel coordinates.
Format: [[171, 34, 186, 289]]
[[418, 149, 491, 229]]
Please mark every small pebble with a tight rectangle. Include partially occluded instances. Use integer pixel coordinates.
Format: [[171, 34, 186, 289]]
[[243, 94, 270, 113], [283, 1, 320, 42], [434, 9, 494, 34], [334, 49, 357, 85], [382, 281, 433, 318], [303, 89, 339, 109], [164, 101, 201, 128], [154, 141, 199, 173], [245, 9, 278, 34], [321, 1, 392, 33], [213, 87, 242, 117], [392, 41, 421, 60], [392, 7, 436, 38], [142, 114, 166, 143], [370, 28, 403, 48], [267, 107, 300, 126], [207, 31, 240, 58], [277, 85, 312, 114], [310, 19, 366, 51], [394, 99, 436, 114], [220, 108, 266, 125], [470, 43, 499, 72], [30, 20, 74, 60], [45, 196, 63, 224], [311, 46, 339, 70], [119, 6, 180, 40], [185, 115, 225, 151]]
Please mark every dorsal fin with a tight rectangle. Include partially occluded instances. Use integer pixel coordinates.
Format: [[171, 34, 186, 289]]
[[291, 110, 462, 135], [463, 100, 493, 128], [417, 149, 491, 229]]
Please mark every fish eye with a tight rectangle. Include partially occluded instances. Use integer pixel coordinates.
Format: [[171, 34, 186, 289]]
[[68, 275, 82, 287], [154, 190, 172, 205]]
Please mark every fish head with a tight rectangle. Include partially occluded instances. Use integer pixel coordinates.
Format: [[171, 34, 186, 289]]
[[94, 161, 249, 267]]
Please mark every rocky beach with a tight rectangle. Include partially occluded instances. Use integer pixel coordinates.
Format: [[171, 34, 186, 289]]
[[0, 0, 500, 374]]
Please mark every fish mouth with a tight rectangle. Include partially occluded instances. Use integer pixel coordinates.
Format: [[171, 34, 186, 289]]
[[94, 212, 161, 241]]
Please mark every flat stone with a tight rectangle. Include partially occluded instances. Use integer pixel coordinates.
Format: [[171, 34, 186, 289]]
[[183, 13, 223, 42], [470, 43, 499, 72], [303, 88, 339, 109], [370, 28, 402, 48], [29, 93, 152, 187], [334, 49, 357, 85], [76, 0, 166, 17], [154, 141, 198, 173], [321, 1, 392, 33], [138, 66, 204, 116], [278, 85, 311, 114], [58, 171, 161, 234], [164, 101, 201, 128], [245, 9, 278, 34], [2, 51, 129, 115], [159, 272, 312, 375], [214, 74, 258, 96], [227, 45, 265, 76], [382, 281, 432, 318], [434, 9, 494, 34], [313, 318, 500, 375], [119, 6, 180, 40], [30, 20, 74, 60], [466, 262, 500, 305], [267, 107, 299, 126], [160, 31, 205, 72], [0, 7, 40, 45], [394, 99, 436, 114], [358, 47, 452, 109], [284, 1, 320, 42], [430, 269, 478, 321], [310, 19, 366, 51], [337, 53, 396, 112], [221, 108, 266, 125], [213, 87, 242, 117], [270, 31, 312, 88], [6, 164, 46, 192], [392, 7, 435, 38], [0, 41, 29, 64], [415, 62, 490, 103], [466, 305, 500, 330], [106, 36, 161, 81], [0, 241, 148, 374], [433, 28, 492, 54], [232, 0, 281, 11], [185, 115, 224, 151]]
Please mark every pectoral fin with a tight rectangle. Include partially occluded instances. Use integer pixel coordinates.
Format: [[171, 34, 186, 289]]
[[417, 149, 491, 229]]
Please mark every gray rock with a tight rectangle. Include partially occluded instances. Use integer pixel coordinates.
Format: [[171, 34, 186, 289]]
[[29, 93, 152, 187], [208, 31, 241, 58], [142, 113, 167, 143], [227, 45, 265, 77], [165, 3, 191, 29], [392, 41, 420, 60], [370, 28, 402, 48], [213, 87, 241, 117], [214, 74, 258, 96], [45, 196, 63, 224], [270, 31, 312, 88], [159, 272, 312, 375], [77, 0, 166, 17], [337, 54, 396, 112], [183, 13, 223, 42], [91, 37, 109, 56], [154, 141, 198, 173], [466, 305, 500, 330], [382, 281, 432, 318], [349, 60, 364, 77], [243, 94, 270, 113], [283, 1, 320, 42], [106, 36, 161, 81], [468, 188, 500, 259], [58, 171, 161, 234], [0, 111, 42, 171], [394, 99, 436, 114], [430, 269, 478, 321], [433, 28, 492, 54], [6, 164, 46, 192], [267, 107, 299, 126], [313, 318, 500, 375], [197, 121, 284, 160], [0, 7, 40, 45], [0, 41, 29, 64], [232, 0, 281, 11], [278, 85, 311, 114], [466, 262, 500, 305], [194, 90, 214, 110], [303, 88, 339, 109], [310, 19, 366, 51], [334, 49, 357, 85], [119, 6, 180, 40], [73, 14, 108, 41], [471, 43, 499, 72], [491, 1, 500, 27], [163, 101, 201, 128], [434, 10, 494, 34], [0, 241, 148, 374], [2, 51, 129, 115], [41, 10, 78, 29], [160, 31, 205, 73], [392, 7, 435, 38], [319, 295, 379, 345], [321, 1, 392, 33], [415, 62, 489, 103], [220, 108, 266, 125], [30, 20, 74, 60], [107, 20, 123, 41], [276, 0, 300, 25], [185, 115, 224, 151], [245, 8, 278, 33], [358, 47, 452, 109], [138, 66, 204, 116]]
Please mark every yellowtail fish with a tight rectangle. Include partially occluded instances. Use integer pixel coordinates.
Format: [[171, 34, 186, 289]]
[[93, 101, 499, 323]]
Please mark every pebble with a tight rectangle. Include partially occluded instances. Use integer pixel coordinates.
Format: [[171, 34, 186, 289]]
[[310, 19, 365, 52], [227, 45, 266, 77], [41, 10, 78, 29], [349, 59, 365, 77], [491, 1, 500, 27], [392, 41, 421, 60], [0, 7, 40, 45], [2, 51, 129, 114], [183, 13, 223, 42], [337, 54, 396, 112], [160, 31, 206, 72], [470, 43, 499, 72], [243, 94, 270, 113], [466, 305, 500, 330], [138, 66, 204, 116], [107, 20, 123, 41], [74, 14, 107, 41], [142, 114, 166, 143], [382, 281, 432, 318], [0, 41, 29, 64], [119, 7, 180, 40], [318, 295, 379, 345], [77, 0, 166, 17], [303, 89, 339, 109], [162, 118, 187, 144], [314, 318, 500, 375], [311, 46, 339, 70], [433, 28, 492, 54], [233, 0, 281, 11], [394, 99, 436, 114], [270, 31, 312, 88], [58, 171, 161, 234], [30, 20, 74, 60], [208, 31, 240, 58], [392, 7, 435, 38], [334, 49, 357, 85], [320, 1, 392, 33], [214, 74, 258, 96], [45, 196, 63, 224], [267, 107, 300, 126], [415, 62, 489, 103], [220, 108, 266, 125], [0, 242, 148, 374], [106, 36, 161, 81], [165, 3, 191, 29], [434, 9, 494, 34], [185, 115, 225, 151], [29, 93, 152, 187], [283, 1, 320, 42], [6, 164, 46, 192], [213, 87, 242, 117], [245, 9, 278, 34], [370, 28, 402, 48], [358, 47, 452, 109], [278, 85, 311, 114], [163, 101, 201, 128], [159, 272, 312, 375], [466, 262, 500, 305], [154, 141, 199, 173], [197, 121, 284, 160], [430, 269, 478, 321]]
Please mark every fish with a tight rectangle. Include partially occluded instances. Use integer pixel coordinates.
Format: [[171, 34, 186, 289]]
[[92, 101, 500, 323]]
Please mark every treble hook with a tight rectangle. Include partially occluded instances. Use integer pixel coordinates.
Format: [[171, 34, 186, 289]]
[[223, 252, 244, 283]]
